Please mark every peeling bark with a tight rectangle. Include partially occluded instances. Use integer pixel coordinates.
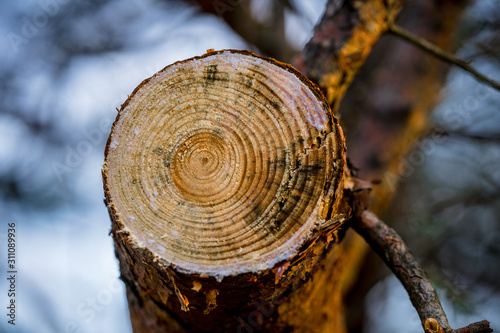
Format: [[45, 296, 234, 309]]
[[352, 210, 493, 333]]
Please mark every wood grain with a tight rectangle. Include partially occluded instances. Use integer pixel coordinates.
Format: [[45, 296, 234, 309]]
[[103, 50, 346, 279]]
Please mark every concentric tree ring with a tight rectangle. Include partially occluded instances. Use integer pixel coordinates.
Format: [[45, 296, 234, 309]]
[[103, 50, 346, 277]]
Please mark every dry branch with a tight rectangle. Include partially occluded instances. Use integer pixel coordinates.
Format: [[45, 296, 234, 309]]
[[295, 2, 473, 329], [351, 210, 492, 333], [389, 24, 500, 93], [293, 0, 402, 112]]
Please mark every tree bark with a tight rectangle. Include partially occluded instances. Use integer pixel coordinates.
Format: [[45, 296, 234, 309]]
[[101, 0, 481, 331], [102, 49, 353, 332], [328, 0, 470, 329]]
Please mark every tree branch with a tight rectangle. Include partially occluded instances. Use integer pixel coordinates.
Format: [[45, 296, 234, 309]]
[[388, 24, 500, 93], [351, 210, 493, 333]]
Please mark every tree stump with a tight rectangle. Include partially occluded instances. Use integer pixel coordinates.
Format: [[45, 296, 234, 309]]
[[102, 50, 349, 332]]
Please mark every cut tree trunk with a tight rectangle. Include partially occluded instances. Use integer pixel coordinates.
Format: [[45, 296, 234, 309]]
[[102, 50, 353, 332]]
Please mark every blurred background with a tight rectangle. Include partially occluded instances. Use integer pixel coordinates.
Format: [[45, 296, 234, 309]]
[[0, 0, 498, 332]]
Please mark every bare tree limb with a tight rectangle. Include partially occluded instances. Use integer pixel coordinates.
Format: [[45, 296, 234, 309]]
[[452, 320, 493, 333], [351, 210, 450, 332], [351, 210, 493, 333], [292, 0, 403, 112], [388, 24, 500, 93], [429, 128, 500, 142]]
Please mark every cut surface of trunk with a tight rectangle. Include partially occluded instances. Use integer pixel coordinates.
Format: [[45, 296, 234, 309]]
[[102, 49, 349, 332]]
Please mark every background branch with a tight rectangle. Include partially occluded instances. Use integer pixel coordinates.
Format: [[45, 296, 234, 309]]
[[389, 23, 500, 93]]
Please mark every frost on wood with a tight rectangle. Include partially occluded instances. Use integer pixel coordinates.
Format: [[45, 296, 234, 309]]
[[102, 49, 348, 332]]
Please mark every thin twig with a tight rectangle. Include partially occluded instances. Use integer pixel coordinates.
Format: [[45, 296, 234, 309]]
[[388, 24, 500, 93], [352, 210, 450, 332], [351, 210, 493, 333]]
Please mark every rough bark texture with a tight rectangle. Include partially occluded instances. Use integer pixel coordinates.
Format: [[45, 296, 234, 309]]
[[110, 209, 354, 332], [352, 211, 493, 333], [289, 0, 475, 331], [352, 210, 450, 332], [193, 0, 295, 61], [103, 50, 354, 332]]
